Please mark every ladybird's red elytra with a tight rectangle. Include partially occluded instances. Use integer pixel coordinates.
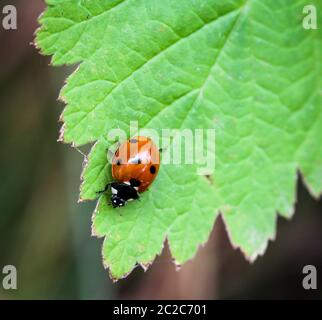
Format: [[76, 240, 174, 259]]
[[100, 136, 160, 208]]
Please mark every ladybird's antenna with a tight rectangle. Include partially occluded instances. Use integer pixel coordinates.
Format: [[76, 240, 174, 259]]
[[159, 145, 169, 153]]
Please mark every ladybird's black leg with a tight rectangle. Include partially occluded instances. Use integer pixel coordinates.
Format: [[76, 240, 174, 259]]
[[131, 189, 140, 201], [96, 183, 111, 195]]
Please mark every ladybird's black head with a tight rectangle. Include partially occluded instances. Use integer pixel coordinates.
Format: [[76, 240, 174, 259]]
[[109, 181, 140, 208], [111, 194, 126, 208]]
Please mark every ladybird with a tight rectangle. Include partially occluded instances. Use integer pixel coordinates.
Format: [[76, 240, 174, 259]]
[[100, 136, 160, 208]]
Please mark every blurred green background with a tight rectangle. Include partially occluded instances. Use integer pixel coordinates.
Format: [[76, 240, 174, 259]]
[[0, 0, 321, 299]]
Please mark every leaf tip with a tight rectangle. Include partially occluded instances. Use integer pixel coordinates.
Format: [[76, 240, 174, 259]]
[[220, 212, 277, 264]]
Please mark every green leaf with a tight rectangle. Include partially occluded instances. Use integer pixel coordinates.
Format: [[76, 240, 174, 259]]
[[36, 0, 322, 279]]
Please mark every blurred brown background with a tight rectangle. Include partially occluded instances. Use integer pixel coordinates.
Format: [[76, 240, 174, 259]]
[[0, 0, 321, 300]]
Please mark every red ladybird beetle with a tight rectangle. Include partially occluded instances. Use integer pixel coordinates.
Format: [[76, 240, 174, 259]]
[[99, 136, 160, 208]]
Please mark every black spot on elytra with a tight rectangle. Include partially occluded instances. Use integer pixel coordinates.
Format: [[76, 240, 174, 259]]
[[130, 178, 141, 187], [116, 159, 122, 165], [129, 138, 138, 143], [150, 165, 156, 174]]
